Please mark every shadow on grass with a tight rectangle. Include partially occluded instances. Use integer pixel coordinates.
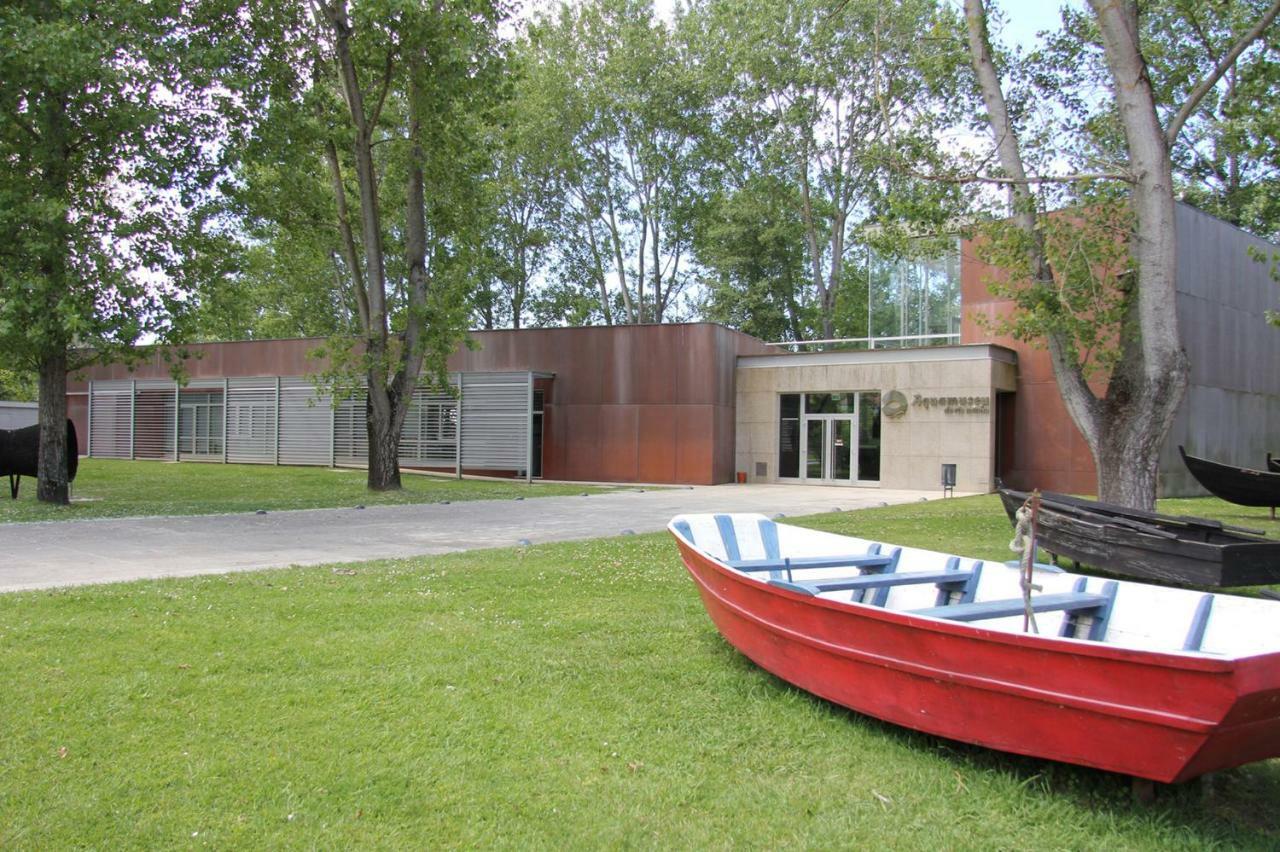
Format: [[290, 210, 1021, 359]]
[[699, 634, 1280, 843]]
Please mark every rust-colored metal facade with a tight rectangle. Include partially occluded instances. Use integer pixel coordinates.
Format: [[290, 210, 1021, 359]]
[[449, 324, 773, 484], [960, 242, 1101, 494], [960, 202, 1280, 496], [68, 324, 772, 485]]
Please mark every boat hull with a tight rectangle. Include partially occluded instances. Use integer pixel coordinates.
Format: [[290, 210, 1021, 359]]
[[677, 538, 1280, 783], [1181, 446, 1280, 513], [997, 488, 1280, 587]]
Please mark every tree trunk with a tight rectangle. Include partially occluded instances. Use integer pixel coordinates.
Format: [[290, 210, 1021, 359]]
[[36, 349, 70, 505], [365, 384, 403, 491], [1093, 398, 1173, 507], [1089, 0, 1190, 509], [797, 165, 832, 340], [366, 420, 402, 491], [965, 0, 1189, 510]]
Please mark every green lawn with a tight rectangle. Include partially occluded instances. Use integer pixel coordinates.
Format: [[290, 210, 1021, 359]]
[[2, 495, 1277, 848], [0, 458, 623, 522]]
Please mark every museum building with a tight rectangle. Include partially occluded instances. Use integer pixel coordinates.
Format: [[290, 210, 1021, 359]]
[[67, 203, 1280, 496]]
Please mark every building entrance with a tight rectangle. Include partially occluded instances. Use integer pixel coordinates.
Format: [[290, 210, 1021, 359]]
[[804, 417, 855, 482], [779, 391, 881, 485]]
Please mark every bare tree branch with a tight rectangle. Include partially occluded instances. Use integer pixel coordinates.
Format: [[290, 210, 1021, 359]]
[[322, 137, 370, 330], [912, 167, 1133, 186], [963, 0, 1036, 227], [964, 0, 1104, 444], [366, 46, 399, 132], [1165, 0, 1280, 147]]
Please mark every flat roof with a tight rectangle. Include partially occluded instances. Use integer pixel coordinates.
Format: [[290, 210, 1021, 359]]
[[737, 343, 1018, 370]]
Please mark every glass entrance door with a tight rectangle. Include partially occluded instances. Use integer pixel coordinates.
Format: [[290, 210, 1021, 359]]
[[805, 420, 825, 479], [830, 419, 852, 480], [803, 418, 854, 483], [784, 390, 880, 485]]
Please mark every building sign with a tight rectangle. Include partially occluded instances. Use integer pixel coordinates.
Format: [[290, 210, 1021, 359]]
[[882, 390, 909, 419], [912, 394, 991, 415]]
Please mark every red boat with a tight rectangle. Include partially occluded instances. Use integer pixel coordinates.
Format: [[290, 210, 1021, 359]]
[[670, 513, 1280, 784]]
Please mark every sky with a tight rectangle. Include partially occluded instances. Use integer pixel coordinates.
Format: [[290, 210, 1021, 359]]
[[994, 1, 1084, 52]]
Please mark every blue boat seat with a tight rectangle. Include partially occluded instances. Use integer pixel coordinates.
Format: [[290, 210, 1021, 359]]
[[910, 580, 1119, 641], [1183, 594, 1214, 652], [729, 553, 895, 574], [702, 513, 894, 580], [770, 568, 975, 597]]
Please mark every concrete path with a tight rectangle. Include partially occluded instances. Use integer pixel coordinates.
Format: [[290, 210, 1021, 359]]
[[0, 484, 960, 593]]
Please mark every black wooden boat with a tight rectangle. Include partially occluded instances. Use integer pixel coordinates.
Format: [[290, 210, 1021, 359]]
[[998, 487, 1280, 587], [1180, 446, 1280, 520], [0, 420, 78, 499]]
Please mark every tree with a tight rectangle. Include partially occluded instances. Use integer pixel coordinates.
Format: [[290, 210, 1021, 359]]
[[235, 0, 505, 491], [0, 369, 37, 402], [694, 0, 965, 341], [474, 48, 560, 332], [192, 234, 359, 341], [0, 0, 234, 503], [1048, 0, 1280, 241], [961, 0, 1280, 508], [524, 0, 712, 325], [695, 174, 812, 342]]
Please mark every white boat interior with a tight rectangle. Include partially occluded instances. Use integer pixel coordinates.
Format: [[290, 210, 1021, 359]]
[[671, 513, 1280, 660]]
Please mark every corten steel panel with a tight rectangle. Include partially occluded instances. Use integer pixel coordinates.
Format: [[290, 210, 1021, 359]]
[[449, 323, 769, 484], [557, 404, 602, 481], [597, 406, 640, 481], [68, 338, 329, 392], [450, 324, 770, 406], [67, 396, 88, 457], [542, 406, 567, 480], [1001, 382, 1098, 494], [599, 329, 635, 405], [636, 406, 679, 483], [675, 406, 716, 485], [964, 205, 1280, 496], [961, 239, 1099, 494]]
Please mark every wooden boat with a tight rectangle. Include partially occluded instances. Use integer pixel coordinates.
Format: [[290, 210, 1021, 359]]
[[1180, 446, 1280, 519], [996, 487, 1280, 587], [670, 512, 1280, 784]]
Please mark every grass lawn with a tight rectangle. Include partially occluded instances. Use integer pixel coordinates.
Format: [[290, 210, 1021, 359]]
[[0, 458, 624, 523], [1, 495, 1278, 848]]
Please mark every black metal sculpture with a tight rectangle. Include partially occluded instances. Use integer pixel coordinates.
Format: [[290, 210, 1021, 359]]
[[0, 420, 78, 498]]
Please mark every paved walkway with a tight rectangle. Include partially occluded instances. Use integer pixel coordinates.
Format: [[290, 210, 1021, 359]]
[[0, 484, 961, 593]]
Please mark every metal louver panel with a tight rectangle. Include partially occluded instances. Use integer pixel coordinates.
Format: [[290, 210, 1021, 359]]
[[279, 378, 333, 466], [399, 386, 459, 466], [133, 380, 176, 460], [177, 382, 226, 460], [88, 381, 134, 458], [460, 372, 530, 470], [332, 388, 368, 466], [225, 379, 277, 464], [85, 371, 533, 473]]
